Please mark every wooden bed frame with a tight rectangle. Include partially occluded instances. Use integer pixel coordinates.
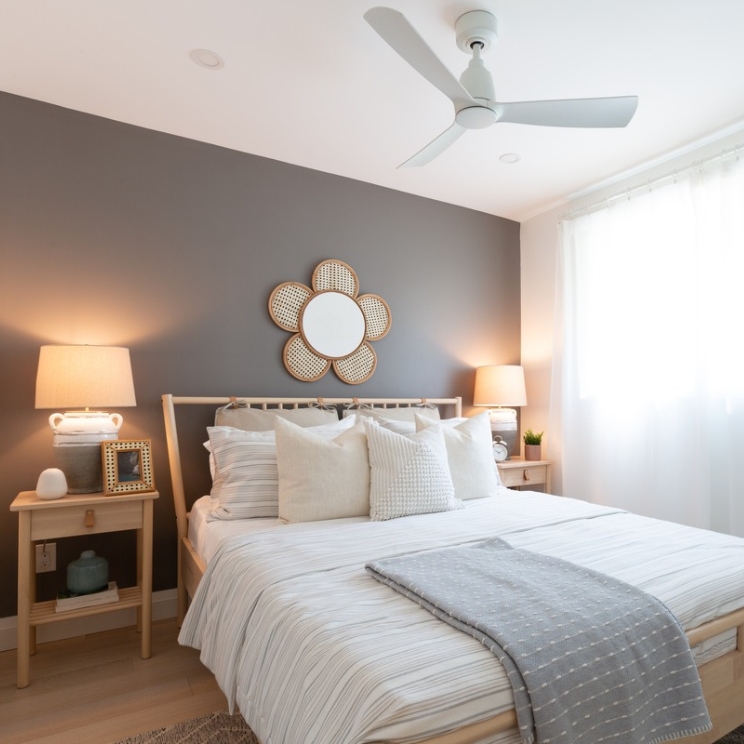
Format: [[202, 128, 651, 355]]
[[161, 393, 744, 744]]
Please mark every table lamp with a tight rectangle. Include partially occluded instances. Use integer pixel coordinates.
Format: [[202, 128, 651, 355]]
[[35, 345, 136, 493], [473, 365, 527, 458]]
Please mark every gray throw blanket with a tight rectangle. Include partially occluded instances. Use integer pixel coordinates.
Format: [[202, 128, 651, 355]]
[[366, 538, 711, 744]]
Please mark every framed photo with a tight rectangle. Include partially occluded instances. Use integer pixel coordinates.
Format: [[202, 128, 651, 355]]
[[101, 439, 155, 495]]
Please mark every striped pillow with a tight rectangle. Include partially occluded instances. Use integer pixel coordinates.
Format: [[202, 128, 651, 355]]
[[207, 417, 356, 521], [364, 420, 463, 521]]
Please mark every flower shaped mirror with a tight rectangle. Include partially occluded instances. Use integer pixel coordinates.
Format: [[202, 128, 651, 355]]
[[269, 259, 392, 384]]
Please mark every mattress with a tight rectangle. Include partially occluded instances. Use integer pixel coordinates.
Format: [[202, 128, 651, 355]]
[[189, 495, 285, 564], [181, 491, 744, 744]]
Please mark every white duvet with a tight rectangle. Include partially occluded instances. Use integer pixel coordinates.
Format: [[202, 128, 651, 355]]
[[179, 491, 744, 744]]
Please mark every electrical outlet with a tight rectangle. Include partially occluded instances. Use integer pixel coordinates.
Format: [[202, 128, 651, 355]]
[[35, 543, 56, 573]]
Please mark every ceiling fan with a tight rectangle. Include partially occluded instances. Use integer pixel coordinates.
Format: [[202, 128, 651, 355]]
[[364, 7, 639, 167]]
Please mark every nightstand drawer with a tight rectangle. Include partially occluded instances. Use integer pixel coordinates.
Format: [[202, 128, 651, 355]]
[[499, 463, 548, 489], [30, 500, 144, 540]]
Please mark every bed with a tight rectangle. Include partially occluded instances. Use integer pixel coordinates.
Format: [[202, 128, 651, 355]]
[[162, 394, 744, 744]]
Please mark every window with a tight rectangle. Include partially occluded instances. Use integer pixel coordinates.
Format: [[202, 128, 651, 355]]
[[557, 153, 744, 536]]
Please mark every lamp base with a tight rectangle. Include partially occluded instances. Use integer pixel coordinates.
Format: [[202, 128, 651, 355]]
[[48, 411, 124, 494], [54, 444, 103, 494], [486, 408, 518, 459]]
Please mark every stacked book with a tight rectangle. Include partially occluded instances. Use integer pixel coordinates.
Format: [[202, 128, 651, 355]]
[[55, 582, 119, 613]]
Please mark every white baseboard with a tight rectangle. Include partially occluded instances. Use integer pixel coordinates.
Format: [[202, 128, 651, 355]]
[[0, 588, 177, 653]]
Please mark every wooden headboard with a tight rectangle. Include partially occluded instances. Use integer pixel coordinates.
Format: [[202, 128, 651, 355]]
[[161, 394, 462, 549]]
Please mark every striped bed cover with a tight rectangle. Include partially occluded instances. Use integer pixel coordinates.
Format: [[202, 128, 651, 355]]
[[179, 491, 744, 744]]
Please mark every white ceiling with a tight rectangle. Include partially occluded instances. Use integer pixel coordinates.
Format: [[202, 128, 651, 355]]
[[2, 0, 744, 222]]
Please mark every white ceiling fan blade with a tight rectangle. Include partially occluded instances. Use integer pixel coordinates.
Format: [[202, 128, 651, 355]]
[[495, 95, 638, 128], [399, 122, 467, 168], [364, 7, 475, 110]]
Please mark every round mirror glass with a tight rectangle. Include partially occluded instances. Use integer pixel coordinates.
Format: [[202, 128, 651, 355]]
[[300, 291, 366, 359]]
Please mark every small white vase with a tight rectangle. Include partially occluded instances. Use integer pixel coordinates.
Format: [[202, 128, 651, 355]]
[[36, 468, 68, 500]]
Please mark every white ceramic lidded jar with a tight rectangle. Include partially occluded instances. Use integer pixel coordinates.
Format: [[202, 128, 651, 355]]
[[49, 412, 123, 493]]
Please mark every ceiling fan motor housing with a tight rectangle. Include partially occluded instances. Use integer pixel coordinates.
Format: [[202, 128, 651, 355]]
[[455, 10, 498, 53], [456, 106, 496, 129]]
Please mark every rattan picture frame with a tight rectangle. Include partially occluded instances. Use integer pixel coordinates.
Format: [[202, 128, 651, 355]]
[[101, 439, 155, 495]]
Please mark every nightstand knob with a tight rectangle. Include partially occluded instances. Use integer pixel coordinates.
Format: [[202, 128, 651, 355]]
[[523, 470, 531, 481], [84, 509, 95, 528]]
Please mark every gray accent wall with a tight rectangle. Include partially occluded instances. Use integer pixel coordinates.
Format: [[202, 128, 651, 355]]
[[0, 91, 520, 619]]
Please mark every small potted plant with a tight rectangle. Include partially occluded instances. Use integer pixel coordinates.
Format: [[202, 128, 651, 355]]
[[523, 429, 544, 461]]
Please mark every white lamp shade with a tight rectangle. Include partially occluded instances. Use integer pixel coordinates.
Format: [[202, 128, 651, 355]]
[[473, 365, 527, 407], [35, 345, 136, 410]]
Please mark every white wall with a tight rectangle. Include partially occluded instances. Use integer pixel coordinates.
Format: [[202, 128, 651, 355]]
[[520, 125, 744, 490], [519, 213, 558, 453]]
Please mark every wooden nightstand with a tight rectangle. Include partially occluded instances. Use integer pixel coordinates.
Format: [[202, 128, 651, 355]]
[[10, 489, 158, 688], [497, 458, 552, 492]]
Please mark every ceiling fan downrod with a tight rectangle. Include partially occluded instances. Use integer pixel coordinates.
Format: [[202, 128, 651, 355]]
[[454, 11, 498, 128]]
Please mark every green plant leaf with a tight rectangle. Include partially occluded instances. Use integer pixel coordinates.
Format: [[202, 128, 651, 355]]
[[523, 428, 544, 445]]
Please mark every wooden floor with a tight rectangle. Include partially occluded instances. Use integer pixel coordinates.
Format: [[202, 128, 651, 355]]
[[0, 619, 228, 744]]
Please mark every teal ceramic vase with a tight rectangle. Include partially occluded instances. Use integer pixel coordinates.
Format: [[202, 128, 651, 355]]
[[67, 550, 108, 595]]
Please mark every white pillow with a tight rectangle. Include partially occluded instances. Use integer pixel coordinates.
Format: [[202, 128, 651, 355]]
[[364, 419, 463, 521], [206, 417, 356, 520], [275, 418, 369, 523], [435, 417, 469, 427], [415, 412, 502, 499], [343, 406, 440, 423], [215, 404, 339, 431], [373, 415, 416, 435]]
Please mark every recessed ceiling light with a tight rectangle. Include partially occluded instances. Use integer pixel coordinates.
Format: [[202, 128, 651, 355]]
[[189, 49, 224, 70], [499, 153, 521, 164]]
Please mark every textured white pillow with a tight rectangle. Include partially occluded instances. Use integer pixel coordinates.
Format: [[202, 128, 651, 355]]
[[215, 404, 339, 431], [206, 417, 356, 521], [415, 412, 502, 499], [364, 420, 462, 521], [275, 418, 370, 523]]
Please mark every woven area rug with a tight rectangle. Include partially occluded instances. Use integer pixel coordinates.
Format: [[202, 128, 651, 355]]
[[721, 724, 744, 744], [113, 711, 744, 744], [112, 711, 257, 744]]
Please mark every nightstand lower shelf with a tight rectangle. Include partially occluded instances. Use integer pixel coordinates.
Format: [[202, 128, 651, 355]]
[[29, 586, 143, 626]]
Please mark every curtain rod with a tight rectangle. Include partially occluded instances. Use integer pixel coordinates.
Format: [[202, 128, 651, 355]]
[[560, 143, 743, 222]]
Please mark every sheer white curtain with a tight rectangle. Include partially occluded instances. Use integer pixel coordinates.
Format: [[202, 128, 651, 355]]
[[554, 154, 744, 537]]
